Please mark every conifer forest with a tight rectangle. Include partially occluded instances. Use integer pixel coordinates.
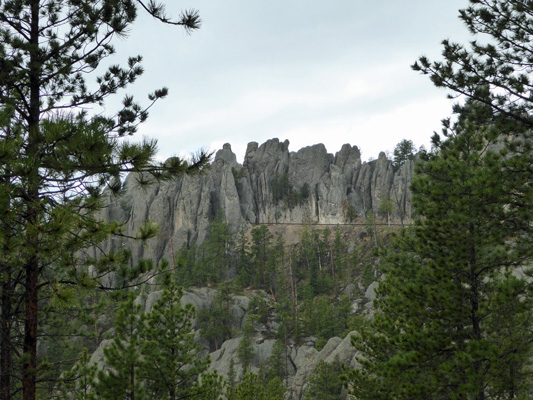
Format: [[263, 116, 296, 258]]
[[0, 1, 532, 399]]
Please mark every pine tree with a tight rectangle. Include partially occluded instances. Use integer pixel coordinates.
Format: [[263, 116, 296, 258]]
[[266, 339, 287, 384], [94, 292, 146, 400], [265, 377, 286, 400], [191, 372, 226, 400], [141, 283, 210, 400], [345, 102, 533, 399], [235, 229, 253, 288], [413, 0, 533, 132], [204, 211, 235, 283], [300, 227, 319, 295], [412, 0, 533, 246], [227, 358, 238, 390], [304, 359, 344, 400], [0, 2, 208, 399], [251, 225, 273, 287], [53, 349, 98, 400], [392, 139, 415, 172], [238, 321, 255, 375], [234, 372, 266, 400], [198, 283, 234, 351]]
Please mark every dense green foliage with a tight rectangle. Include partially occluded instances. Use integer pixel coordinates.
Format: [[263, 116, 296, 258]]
[[227, 372, 285, 400], [305, 359, 345, 400], [348, 103, 533, 399], [0, 1, 207, 399], [11, 1, 533, 399], [270, 173, 310, 209], [347, 2, 533, 397], [175, 214, 378, 353], [79, 284, 221, 400], [94, 292, 147, 399], [198, 282, 235, 351], [237, 321, 256, 374], [392, 139, 416, 172]]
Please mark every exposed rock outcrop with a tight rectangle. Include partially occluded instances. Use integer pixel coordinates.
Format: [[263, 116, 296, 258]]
[[97, 139, 414, 267], [90, 286, 365, 400]]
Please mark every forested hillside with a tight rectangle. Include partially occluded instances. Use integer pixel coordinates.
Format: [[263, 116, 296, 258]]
[[68, 141, 410, 399], [1, 0, 532, 399]]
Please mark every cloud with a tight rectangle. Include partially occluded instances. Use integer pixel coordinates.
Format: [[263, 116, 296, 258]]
[[139, 56, 452, 162]]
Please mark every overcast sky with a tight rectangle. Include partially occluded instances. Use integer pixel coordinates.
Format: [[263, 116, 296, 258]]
[[109, 0, 471, 162]]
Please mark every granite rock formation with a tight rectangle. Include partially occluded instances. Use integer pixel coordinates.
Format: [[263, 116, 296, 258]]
[[97, 138, 414, 267]]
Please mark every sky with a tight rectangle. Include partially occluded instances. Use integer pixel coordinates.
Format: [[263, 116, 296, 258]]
[[107, 0, 472, 163]]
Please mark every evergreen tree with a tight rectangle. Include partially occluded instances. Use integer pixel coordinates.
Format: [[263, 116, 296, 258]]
[[346, 103, 533, 399], [267, 339, 287, 383], [412, 0, 533, 247], [0, 2, 207, 399], [234, 372, 266, 400], [175, 242, 199, 287], [141, 283, 210, 400], [53, 349, 98, 400], [227, 358, 238, 390], [300, 228, 319, 294], [235, 230, 253, 288], [250, 226, 273, 287], [267, 234, 286, 297], [197, 283, 234, 351], [238, 321, 255, 375], [191, 373, 226, 400], [377, 198, 394, 223], [332, 228, 347, 280], [392, 139, 415, 172], [94, 292, 146, 400], [413, 0, 533, 133], [203, 210, 235, 283], [265, 377, 286, 400], [305, 359, 344, 400]]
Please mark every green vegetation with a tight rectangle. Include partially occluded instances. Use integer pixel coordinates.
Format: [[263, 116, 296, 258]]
[[226, 371, 285, 400], [267, 339, 288, 383], [94, 292, 147, 399], [175, 213, 379, 363], [301, 295, 352, 350], [175, 211, 234, 286], [66, 283, 222, 400], [232, 167, 247, 192], [346, 0, 533, 395], [347, 102, 533, 399], [305, 358, 345, 400], [270, 173, 310, 209], [237, 321, 256, 374], [5, 0, 531, 399], [0, 1, 207, 398], [345, 202, 358, 222], [377, 198, 394, 222], [198, 283, 235, 351], [392, 139, 416, 172]]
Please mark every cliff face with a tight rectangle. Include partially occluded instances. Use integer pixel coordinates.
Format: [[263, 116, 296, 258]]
[[90, 286, 364, 400], [90, 138, 414, 399], [98, 138, 414, 266]]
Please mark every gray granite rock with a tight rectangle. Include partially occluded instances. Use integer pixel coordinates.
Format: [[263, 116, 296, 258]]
[[94, 139, 414, 270]]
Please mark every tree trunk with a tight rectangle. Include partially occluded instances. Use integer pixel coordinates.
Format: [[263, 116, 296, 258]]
[[130, 361, 135, 400], [22, 254, 38, 400], [23, 2, 41, 399], [1, 264, 12, 400]]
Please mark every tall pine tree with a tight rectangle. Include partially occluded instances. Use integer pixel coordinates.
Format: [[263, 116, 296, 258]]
[[141, 283, 211, 400], [412, 0, 532, 247], [0, 2, 208, 399], [347, 2, 533, 398], [94, 292, 147, 400], [346, 102, 533, 399]]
